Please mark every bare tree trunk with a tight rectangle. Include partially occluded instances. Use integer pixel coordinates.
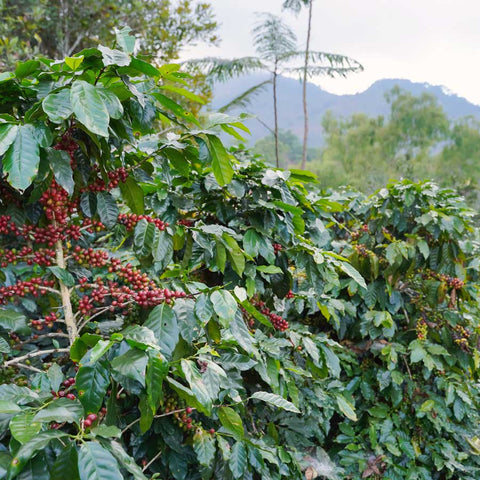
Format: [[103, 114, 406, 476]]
[[273, 63, 280, 168], [300, 0, 314, 170], [54, 222, 77, 344]]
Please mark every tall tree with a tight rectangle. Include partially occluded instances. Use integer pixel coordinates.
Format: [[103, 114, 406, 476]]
[[283, 0, 363, 169], [187, 13, 362, 168], [0, 0, 218, 68]]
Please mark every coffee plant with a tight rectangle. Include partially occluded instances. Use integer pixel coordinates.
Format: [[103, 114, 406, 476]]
[[0, 29, 480, 480]]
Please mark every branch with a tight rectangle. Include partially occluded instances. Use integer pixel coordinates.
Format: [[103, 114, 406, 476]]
[[4, 348, 70, 367], [54, 229, 78, 344], [143, 450, 162, 472]]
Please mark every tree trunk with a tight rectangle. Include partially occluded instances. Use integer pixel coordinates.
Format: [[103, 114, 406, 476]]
[[54, 224, 77, 344], [273, 64, 280, 168], [300, 0, 314, 170]]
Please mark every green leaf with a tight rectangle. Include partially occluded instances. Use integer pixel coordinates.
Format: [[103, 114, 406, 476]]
[[207, 134, 233, 186], [250, 392, 300, 413], [335, 394, 357, 421], [0, 124, 19, 156], [111, 349, 148, 386], [218, 407, 244, 439], [210, 290, 237, 327], [46, 364, 64, 392], [194, 293, 214, 324], [174, 298, 202, 344], [338, 262, 367, 290], [77, 442, 122, 480], [115, 27, 136, 54], [97, 88, 124, 120], [48, 266, 75, 287], [0, 336, 11, 354], [14, 60, 40, 80], [70, 80, 110, 137], [107, 440, 148, 480], [96, 191, 119, 229], [163, 147, 190, 176], [42, 89, 73, 124], [134, 219, 156, 257], [129, 58, 160, 77], [146, 352, 169, 414], [181, 359, 212, 414], [243, 229, 261, 258], [256, 265, 282, 274], [51, 445, 80, 480], [193, 429, 216, 467], [144, 304, 179, 359], [138, 394, 153, 433], [9, 413, 41, 443], [98, 45, 131, 67], [89, 425, 121, 439], [153, 92, 200, 126], [0, 401, 21, 414], [0, 72, 15, 83], [65, 56, 84, 71], [119, 176, 144, 214], [33, 398, 84, 425], [222, 234, 245, 277], [76, 359, 110, 414], [152, 229, 173, 268], [7, 431, 67, 479], [229, 442, 247, 479], [0, 309, 30, 334], [47, 148, 74, 195], [3, 124, 40, 190], [160, 85, 205, 104]]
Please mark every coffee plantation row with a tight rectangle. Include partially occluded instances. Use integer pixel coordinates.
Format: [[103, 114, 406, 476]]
[[0, 29, 479, 480]]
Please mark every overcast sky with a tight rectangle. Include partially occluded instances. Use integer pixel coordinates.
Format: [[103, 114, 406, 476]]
[[182, 0, 480, 105]]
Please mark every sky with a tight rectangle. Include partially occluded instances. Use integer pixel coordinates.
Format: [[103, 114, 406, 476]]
[[182, 0, 480, 105]]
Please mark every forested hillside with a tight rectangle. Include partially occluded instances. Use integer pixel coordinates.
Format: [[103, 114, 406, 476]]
[[212, 75, 480, 146]]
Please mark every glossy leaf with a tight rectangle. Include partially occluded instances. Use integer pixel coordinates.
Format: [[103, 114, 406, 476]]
[[77, 442, 122, 480], [70, 81, 110, 137]]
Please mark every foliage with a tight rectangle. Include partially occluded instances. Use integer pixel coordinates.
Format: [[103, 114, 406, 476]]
[[309, 88, 480, 207], [0, 0, 218, 69], [1, 36, 480, 480]]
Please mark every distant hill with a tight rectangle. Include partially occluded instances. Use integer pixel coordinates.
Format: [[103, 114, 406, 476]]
[[210, 75, 480, 146]]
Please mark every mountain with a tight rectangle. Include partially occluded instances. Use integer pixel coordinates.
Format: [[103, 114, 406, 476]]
[[210, 75, 480, 146]]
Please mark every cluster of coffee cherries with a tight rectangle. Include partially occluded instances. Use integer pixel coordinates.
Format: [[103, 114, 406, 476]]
[[72, 246, 109, 268], [422, 269, 465, 290], [273, 243, 283, 255], [163, 397, 214, 435], [0, 247, 57, 268], [54, 132, 79, 168], [76, 261, 187, 316], [0, 215, 18, 235], [31, 312, 59, 331], [251, 299, 289, 331], [178, 219, 194, 227], [416, 318, 428, 341], [81, 218, 105, 234], [51, 377, 76, 401], [82, 167, 129, 193], [39, 180, 76, 224], [0, 278, 55, 305], [354, 243, 370, 258], [453, 324, 471, 351], [118, 213, 168, 231]]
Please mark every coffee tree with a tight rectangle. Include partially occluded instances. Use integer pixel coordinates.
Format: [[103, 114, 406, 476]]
[[0, 28, 365, 480], [1, 29, 480, 480]]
